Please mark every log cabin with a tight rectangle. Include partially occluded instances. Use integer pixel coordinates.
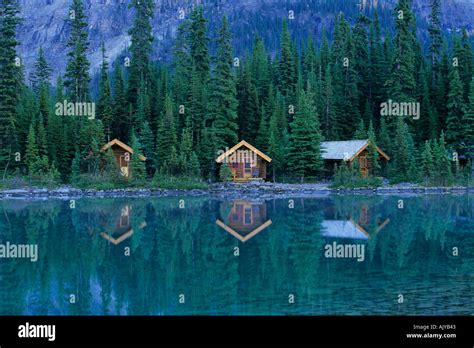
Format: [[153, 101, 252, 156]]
[[100, 138, 146, 178], [321, 139, 390, 177], [215, 140, 272, 182]]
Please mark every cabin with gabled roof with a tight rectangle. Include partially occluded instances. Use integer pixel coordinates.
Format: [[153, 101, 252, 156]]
[[321, 139, 390, 177], [100, 138, 146, 178], [215, 140, 272, 182]]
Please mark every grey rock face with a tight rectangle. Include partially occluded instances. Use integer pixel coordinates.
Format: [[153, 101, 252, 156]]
[[16, 0, 474, 80]]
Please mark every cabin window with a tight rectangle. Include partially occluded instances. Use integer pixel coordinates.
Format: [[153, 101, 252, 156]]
[[244, 208, 251, 224]]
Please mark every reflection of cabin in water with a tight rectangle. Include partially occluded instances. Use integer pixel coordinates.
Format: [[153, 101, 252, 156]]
[[215, 141, 272, 182], [216, 200, 272, 242], [101, 205, 147, 245], [322, 203, 390, 239], [100, 139, 146, 178], [228, 200, 268, 234], [321, 139, 390, 177]]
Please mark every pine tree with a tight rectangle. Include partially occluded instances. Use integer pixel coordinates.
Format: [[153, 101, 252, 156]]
[[64, 0, 90, 102], [97, 43, 114, 140], [29, 46, 52, 94], [129, 132, 146, 184], [421, 140, 434, 181], [267, 108, 285, 182], [288, 88, 323, 183], [0, 0, 21, 176], [388, 0, 417, 101], [70, 150, 82, 183], [446, 68, 466, 145], [219, 163, 233, 182], [391, 117, 416, 183], [25, 124, 39, 175], [139, 121, 155, 175], [460, 77, 474, 165], [190, 6, 210, 79], [354, 119, 366, 139], [322, 64, 337, 139], [36, 114, 48, 158], [237, 59, 260, 142], [428, 0, 442, 82], [366, 120, 381, 176], [127, 0, 154, 107], [278, 20, 296, 99], [155, 95, 177, 171], [209, 16, 239, 151], [432, 132, 453, 186], [460, 29, 474, 102], [173, 18, 192, 112], [112, 63, 129, 141]]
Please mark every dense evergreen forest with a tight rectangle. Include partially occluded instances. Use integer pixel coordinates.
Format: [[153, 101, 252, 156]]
[[0, 0, 473, 188]]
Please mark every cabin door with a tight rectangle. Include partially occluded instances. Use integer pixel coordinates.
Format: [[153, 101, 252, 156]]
[[119, 155, 129, 177], [359, 155, 368, 177]]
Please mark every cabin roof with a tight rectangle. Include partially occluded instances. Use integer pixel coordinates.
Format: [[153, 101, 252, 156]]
[[215, 140, 272, 163], [101, 138, 146, 161], [321, 139, 390, 161]]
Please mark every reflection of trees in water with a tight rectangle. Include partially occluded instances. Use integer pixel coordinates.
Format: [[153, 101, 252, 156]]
[[0, 195, 472, 315]]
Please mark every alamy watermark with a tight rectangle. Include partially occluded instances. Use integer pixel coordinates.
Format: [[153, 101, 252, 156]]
[[0, 242, 38, 262], [380, 99, 420, 120], [55, 100, 95, 120], [216, 148, 258, 164], [324, 241, 365, 262]]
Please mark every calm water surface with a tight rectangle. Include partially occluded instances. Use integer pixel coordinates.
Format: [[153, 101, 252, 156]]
[[0, 194, 472, 315]]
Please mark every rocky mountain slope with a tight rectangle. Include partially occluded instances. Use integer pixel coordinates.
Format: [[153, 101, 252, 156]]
[[16, 0, 474, 79]]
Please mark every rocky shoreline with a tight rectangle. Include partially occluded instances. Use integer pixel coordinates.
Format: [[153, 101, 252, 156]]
[[0, 182, 473, 199]]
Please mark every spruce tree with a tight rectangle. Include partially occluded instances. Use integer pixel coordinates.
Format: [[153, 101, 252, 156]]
[[288, 88, 323, 183], [129, 132, 146, 184], [421, 140, 434, 181], [278, 20, 296, 99], [173, 18, 192, 112], [366, 120, 381, 176], [388, 0, 417, 101], [25, 124, 39, 175], [127, 0, 154, 107], [64, 0, 90, 102], [0, 0, 21, 176], [112, 63, 129, 141], [29, 46, 52, 94], [446, 68, 466, 145], [140, 121, 155, 175], [428, 0, 442, 82], [97, 43, 114, 140], [209, 16, 239, 151], [155, 95, 177, 171], [267, 108, 285, 182]]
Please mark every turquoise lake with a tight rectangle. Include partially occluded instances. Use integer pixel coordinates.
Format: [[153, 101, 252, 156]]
[[0, 194, 472, 315]]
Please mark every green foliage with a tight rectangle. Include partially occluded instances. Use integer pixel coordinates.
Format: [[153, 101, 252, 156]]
[[288, 88, 323, 182], [129, 132, 146, 185], [331, 161, 383, 188], [209, 16, 239, 151], [2, 1, 474, 190], [219, 163, 233, 182], [127, 0, 154, 107], [97, 43, 114, 138], [64, 0, 90, 102]]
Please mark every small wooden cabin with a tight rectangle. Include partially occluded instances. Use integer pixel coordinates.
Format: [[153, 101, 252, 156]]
[[321, 139, 390, 177], [101, 138, 146, 178], [215, 140, 272, 182]]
